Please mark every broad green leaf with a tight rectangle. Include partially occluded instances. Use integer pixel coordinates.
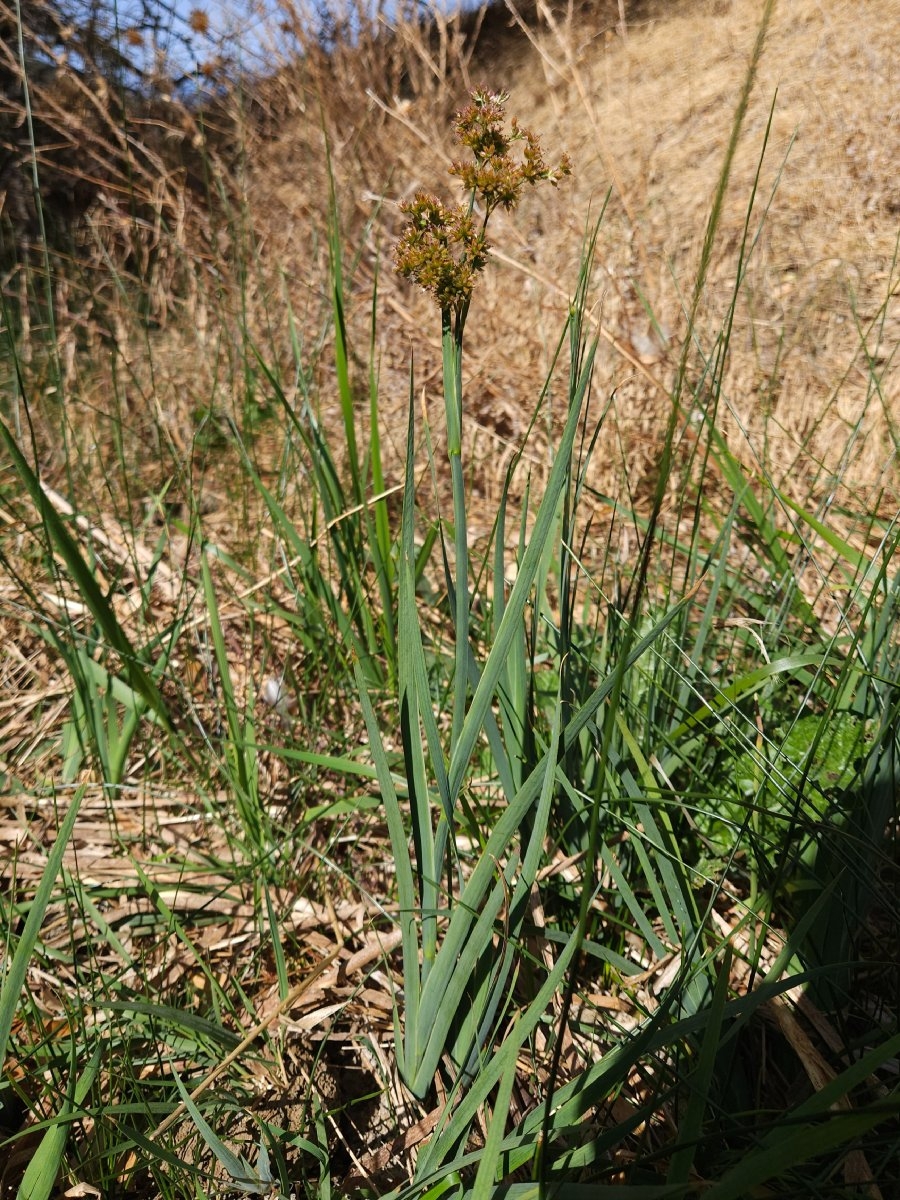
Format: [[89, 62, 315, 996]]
[[17, 1046, 100, 1200], [0, 787, 86, 1060]]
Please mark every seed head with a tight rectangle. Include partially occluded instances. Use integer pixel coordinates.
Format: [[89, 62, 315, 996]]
[[450, 89, 572, 215], [395, 192, 489, 315], [395, 88, 570, 316]]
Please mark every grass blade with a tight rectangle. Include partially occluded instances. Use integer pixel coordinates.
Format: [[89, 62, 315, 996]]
[[666, 947, 732, 1189], [17, 1045, 101, 1200], [0, 786, 86, 1062], [0, 414, 169, 724], [447, 337, 598, 805]]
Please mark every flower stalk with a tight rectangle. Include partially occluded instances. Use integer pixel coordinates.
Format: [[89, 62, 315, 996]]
[[395, 86, 571, 811]]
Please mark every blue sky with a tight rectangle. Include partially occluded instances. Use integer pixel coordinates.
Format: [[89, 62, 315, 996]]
[[105, 0, 280, 82], [120, 0, 467, 86], [170, 1, 274, 73]]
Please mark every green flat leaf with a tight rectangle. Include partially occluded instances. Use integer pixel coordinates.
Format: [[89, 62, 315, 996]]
[[356, 661, 419, 1083], [17, 1046, 100, 1200], [172, 1069, 262, 1192], [0, 416, 169, 724], [447, 339, 598, 805], [667, 947, 732, 1188], [100, 1001, 242, 1049], [0, 787, 86, 1061], [471, 1025, 519, 1200]]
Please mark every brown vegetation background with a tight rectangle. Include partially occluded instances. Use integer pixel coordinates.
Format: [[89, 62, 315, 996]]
[[240, 0, 900, 534], [6, 0, 897, 544]]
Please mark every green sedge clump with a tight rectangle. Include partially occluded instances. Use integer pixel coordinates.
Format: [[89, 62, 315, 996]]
[[395, 88, 571, 321]]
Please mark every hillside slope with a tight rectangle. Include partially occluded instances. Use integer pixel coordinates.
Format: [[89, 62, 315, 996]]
[[248, 0, 899, 532]]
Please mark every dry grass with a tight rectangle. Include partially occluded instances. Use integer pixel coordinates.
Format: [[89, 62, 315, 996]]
[[8, 0, 895, 540], [240, 0, 899, 523]]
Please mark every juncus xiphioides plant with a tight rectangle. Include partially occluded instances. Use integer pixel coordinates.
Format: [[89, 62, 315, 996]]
[[395, 87, 571, 744], [360, 90, 578, 1099]]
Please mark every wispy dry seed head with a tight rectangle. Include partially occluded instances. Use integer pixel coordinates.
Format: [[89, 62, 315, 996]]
[[189, 8, 211, 35]]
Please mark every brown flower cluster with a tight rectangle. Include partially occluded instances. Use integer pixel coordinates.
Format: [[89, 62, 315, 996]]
[[394, 193, 489, 315], [395, 89, 571, 318], [450, 89, 572, 215]]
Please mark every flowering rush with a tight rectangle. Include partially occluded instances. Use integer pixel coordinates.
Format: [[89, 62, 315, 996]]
[[395, 89, 571, 320]]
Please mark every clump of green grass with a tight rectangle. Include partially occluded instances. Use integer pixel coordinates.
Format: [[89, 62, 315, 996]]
[[1, 2, 898, 1196]]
